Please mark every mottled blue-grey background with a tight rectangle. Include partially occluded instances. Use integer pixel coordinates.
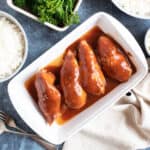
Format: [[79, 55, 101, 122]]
[[0, 0, 150, 150]]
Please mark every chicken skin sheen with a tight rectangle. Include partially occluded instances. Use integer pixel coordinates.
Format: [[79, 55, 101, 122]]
[[98, 35, 132, 82], [61, 50, 87, 109], [79, 40, 106, 96], [35, 70, 61, 124]]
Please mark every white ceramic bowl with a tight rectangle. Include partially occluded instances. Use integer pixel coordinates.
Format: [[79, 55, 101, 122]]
[[7, 0, 82, 32], [112, 0, 150, 20], [0, 11, 28, 83], [8, 12, 148, 145], [144, 28, 150, 56]]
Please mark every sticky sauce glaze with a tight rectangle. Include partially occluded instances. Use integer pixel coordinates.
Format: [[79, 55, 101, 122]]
[[25, 26, 134, 125]]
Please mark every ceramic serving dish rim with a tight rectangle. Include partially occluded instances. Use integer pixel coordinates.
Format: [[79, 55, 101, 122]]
[[7, 0, 82, 32], [144, 28, 150, 56], [8, 12, 148, 145]]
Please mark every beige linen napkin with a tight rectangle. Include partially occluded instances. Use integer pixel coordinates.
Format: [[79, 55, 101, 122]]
[[63, 74, 150, 150]]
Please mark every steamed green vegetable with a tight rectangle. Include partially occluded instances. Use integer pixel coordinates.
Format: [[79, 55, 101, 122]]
[[13, 0, 80, 27], [13, 0, 26, 7]]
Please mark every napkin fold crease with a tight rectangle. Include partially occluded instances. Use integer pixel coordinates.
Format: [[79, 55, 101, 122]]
[[63, 74, 150, 150]]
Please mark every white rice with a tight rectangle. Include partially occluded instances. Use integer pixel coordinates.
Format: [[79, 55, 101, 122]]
[[0, 17, 24, 79], [114, 0, 150, 17]]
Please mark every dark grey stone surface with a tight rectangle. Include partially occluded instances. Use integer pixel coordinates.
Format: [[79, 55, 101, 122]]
[[0, 0, 150, 150]]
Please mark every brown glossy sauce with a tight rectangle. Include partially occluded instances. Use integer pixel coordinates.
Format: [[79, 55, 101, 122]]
[[56, 78, 118, 124], [25, 26, 135, 125]]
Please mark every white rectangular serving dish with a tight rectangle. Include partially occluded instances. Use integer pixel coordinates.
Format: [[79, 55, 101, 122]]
[[8, 12, 148, 145], [7, 0, 82, 32]]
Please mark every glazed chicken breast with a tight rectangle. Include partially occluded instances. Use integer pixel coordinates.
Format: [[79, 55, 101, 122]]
[[61, 50, 87, 109], [35, 70, 61, 124], [98, 35, 132, 82], [79, 40, 106, 96]]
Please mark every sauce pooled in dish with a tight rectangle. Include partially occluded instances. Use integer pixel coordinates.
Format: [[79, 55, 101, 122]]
[[25, 26, 135, 125]]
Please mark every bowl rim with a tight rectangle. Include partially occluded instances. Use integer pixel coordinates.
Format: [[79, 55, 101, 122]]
[[111, 0, 150, 20], [7, 0, 83, 32], [0, 11, 28, 83], [144, 28, 150, 56]]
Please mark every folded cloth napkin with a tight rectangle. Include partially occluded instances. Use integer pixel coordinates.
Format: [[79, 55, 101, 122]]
[[63, 74, 150, 150]]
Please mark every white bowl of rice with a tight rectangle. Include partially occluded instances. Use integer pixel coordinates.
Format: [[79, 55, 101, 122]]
[[112, 0, 150, 19], [0, 11, 28, 83]]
